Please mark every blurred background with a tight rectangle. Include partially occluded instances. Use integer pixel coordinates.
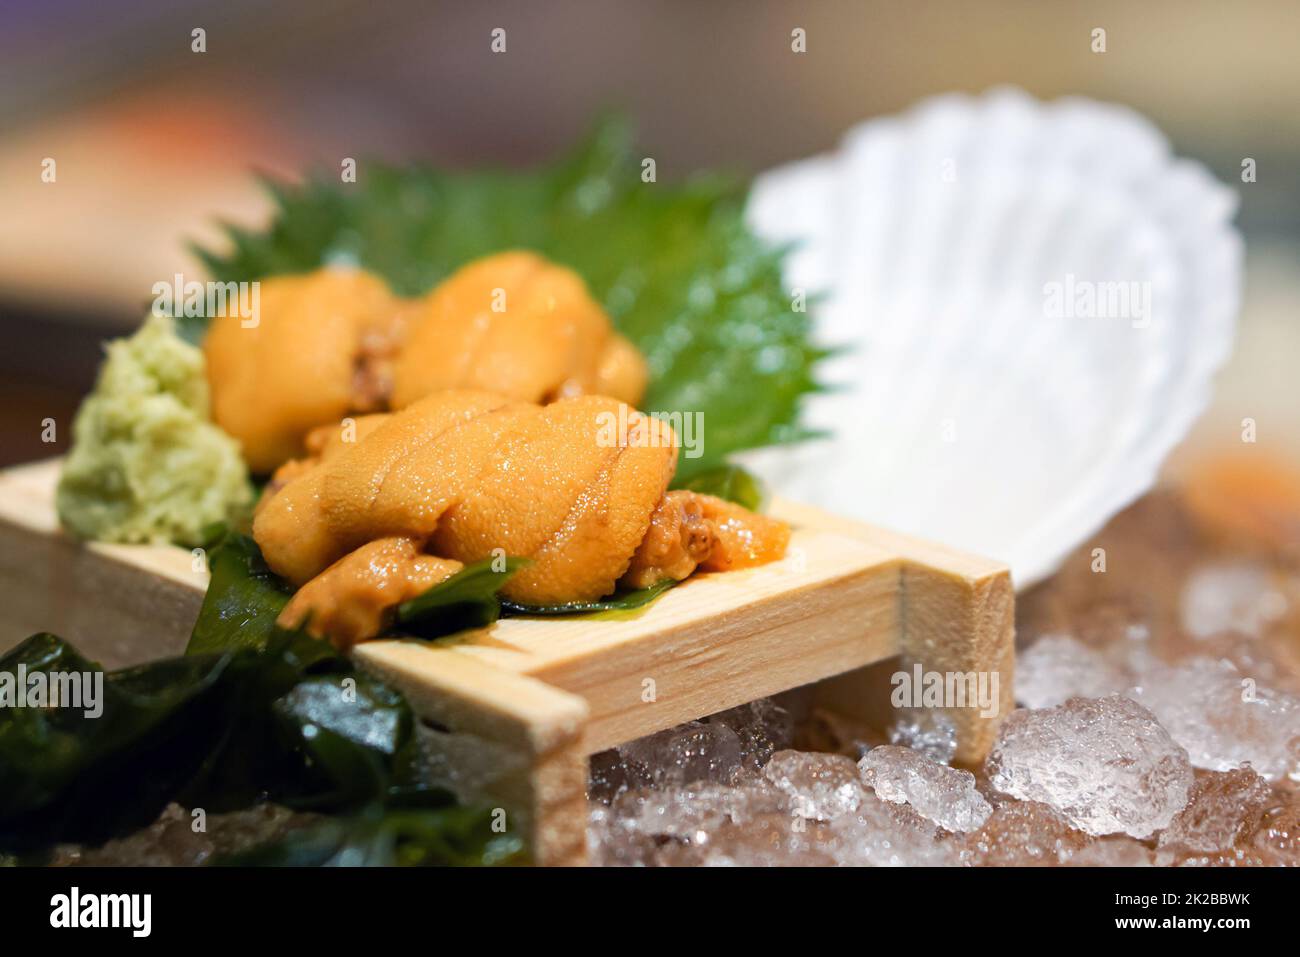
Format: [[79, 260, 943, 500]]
[[1, 0, 1296, 468]]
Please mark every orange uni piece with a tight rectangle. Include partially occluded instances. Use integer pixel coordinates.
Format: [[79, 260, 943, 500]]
[[255, 390, 788, 648]]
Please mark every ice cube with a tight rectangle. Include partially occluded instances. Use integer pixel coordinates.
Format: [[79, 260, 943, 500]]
[[1252, 792, 1300, 866], [587, 802, 658, 867], [1065, 837, 1154, 867], [825, 792, 958, 866], [1015, 635, 1130, 709], [762, 749, 866, 820], [888, 707, 957, 764], [1157, 767, 1273, 856], [616, 720, 745, 786], [704, 697, 794, 771], [985, 695, 1194, 838], [859, 745, 992, 833], [610, 779, 785, 840], [666, 812, 841, 867], [1180, 561, 1288, 639], [959, 800, 1092, 866], [1127, 656, 1300, 782], [587, 746, 652, 804], [591, 772, 836, 867]]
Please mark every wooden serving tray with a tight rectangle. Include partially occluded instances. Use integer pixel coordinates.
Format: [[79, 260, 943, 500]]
[[0, 458, 1013, 865]]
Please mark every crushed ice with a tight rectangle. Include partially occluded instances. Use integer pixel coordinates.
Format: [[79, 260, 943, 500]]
[[985, 695, 1194, 838], [586, 524, 1300, 865], [860, 745, 992, 833]]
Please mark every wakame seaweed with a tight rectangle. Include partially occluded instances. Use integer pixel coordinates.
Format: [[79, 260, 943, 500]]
[[0, 626, 512, 863], [187, 531, 292, 656], [215, 802, 524, 867], [0, 631, 364, 845], [0, 633, 234, 848], [500, 578, 677, 616], [396, 556, 530, 638]]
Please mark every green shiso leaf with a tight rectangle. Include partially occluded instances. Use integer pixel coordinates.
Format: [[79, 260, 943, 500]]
[[672, 463, 768, 512], [500, 578, 676, 617], [396, 557, 530, 638], [193, 117, 824, 471]]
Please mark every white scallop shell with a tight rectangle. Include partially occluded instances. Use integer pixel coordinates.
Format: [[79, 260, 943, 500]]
[[744, 88, 1242, 588]]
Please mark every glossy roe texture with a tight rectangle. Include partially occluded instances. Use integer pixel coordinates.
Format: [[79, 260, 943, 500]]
[[254, 390, 788, 648], [204, 253, 647, 475]]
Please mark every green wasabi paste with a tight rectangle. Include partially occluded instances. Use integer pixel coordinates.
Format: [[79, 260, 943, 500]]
[[56, 313, 252, 546]]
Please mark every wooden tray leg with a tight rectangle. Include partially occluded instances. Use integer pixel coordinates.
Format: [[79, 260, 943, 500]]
[[809, 531, 1015, 767], [354, 642, 591, 866], [894, 557, 1015, 765]]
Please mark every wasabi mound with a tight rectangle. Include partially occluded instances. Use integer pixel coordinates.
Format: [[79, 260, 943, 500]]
[[57, 313, 252, 546]]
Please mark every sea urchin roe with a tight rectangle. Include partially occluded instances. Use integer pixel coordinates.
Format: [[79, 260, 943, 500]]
[[203, 254, 649, 476], [277, 536, 461, 650], [695, 494, 792, 572], [254, 390, 789, 648], [620, 490, 792, 589], [203, 267, 407, 474], [390, 251, 647, 409], [620, 491, 715, 588], [57, 313, 252, 547]]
